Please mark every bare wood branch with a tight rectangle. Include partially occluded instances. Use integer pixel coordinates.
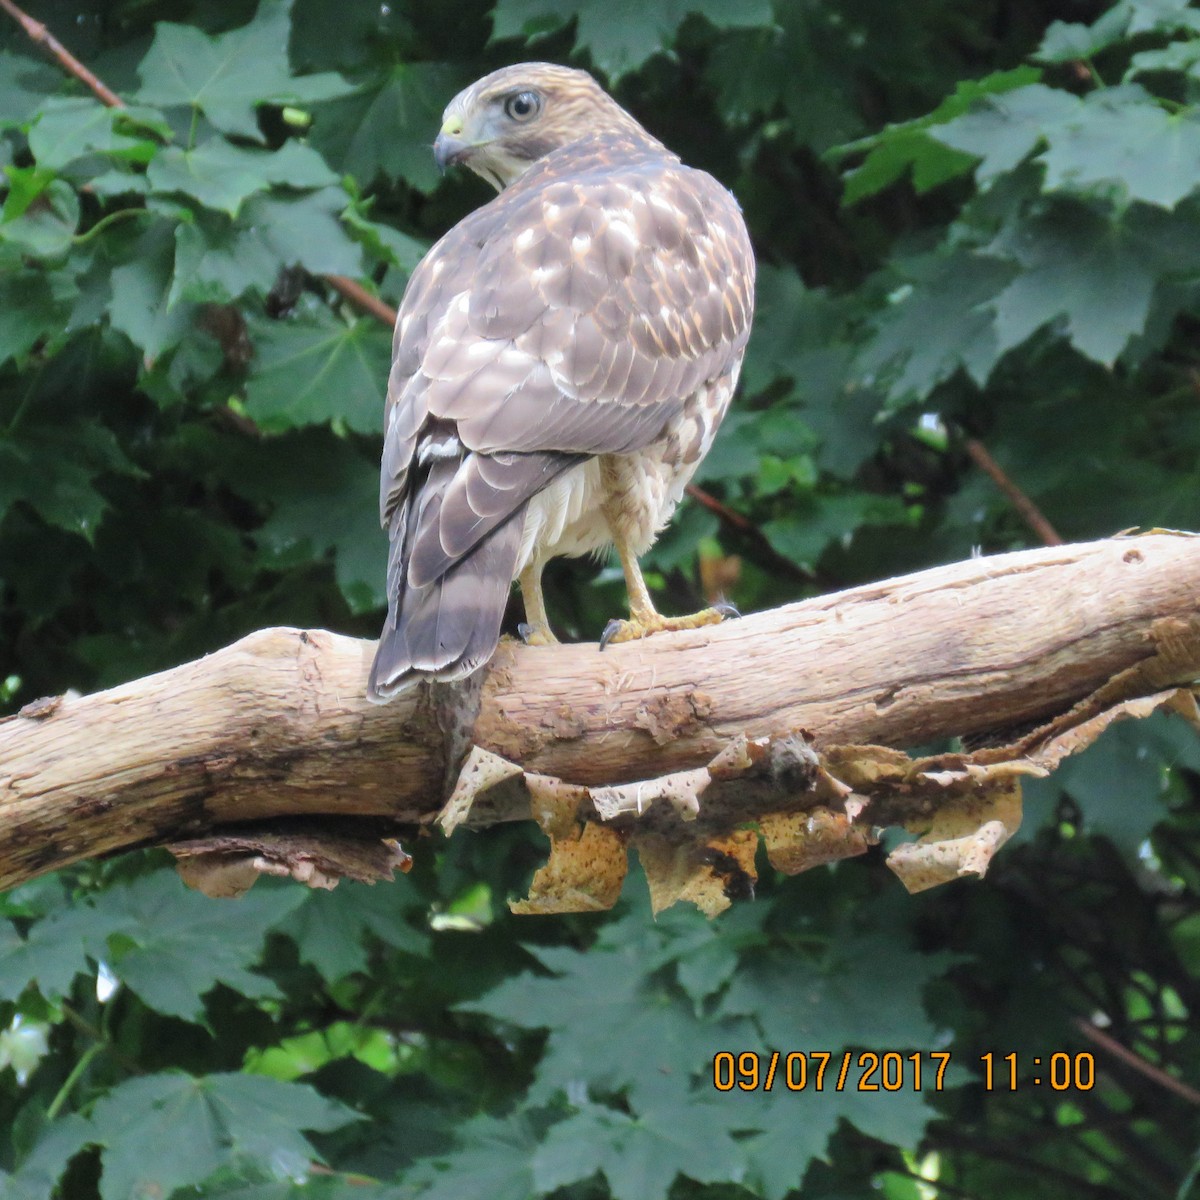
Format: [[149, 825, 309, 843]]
[[2, 535, 1199, 893]]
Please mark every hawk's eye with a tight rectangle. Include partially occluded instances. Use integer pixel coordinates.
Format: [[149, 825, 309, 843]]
[[503, 91, 541, 122]]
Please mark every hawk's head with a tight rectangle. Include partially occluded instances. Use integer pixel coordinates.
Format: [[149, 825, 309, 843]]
[[434, 63, 656, 191]]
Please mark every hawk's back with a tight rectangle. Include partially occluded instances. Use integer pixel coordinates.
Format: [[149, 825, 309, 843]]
[[369, 122, 754, 700]]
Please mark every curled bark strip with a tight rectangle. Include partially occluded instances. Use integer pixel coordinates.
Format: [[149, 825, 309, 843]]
[[1, 535, 1199, 902]]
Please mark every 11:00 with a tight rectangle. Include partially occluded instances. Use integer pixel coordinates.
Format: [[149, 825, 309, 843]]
[[980, 1052, 1096, 1091]]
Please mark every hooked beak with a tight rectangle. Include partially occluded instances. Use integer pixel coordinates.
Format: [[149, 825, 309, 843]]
[[433, 130, 472, 173]]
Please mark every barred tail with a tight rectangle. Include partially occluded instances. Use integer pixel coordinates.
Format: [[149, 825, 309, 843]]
[[367, 460, 524, 702]]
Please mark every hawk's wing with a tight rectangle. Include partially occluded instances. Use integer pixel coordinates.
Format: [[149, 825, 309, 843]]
[[369, 132, 754, 697]]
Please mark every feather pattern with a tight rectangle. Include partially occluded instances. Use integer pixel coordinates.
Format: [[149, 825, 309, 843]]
[[369, 64, 755, 700], [368, 459, 528, 697]]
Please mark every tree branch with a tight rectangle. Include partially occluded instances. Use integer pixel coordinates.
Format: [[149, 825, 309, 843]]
[[1074, 1018, 1200, 1106], [2, 535, 1199, 898], [0, 0, 125, 109], [324, 274, 399, 328], [964, 436, 1064, 546]]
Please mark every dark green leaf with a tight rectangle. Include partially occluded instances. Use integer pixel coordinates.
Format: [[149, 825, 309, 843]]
[[0, 177, 80, 260], [239, 186, 362, 278], [4, 1114, 94, 1200], [108, 219, 199, 361], [931, 84, 1081, 185], [276, 879, 430, 982], [857, 250, 1013, 404], [493, 0, 773, 79], [0, 901, 107, 1002], [170, 214, 279, 305], [762, 494, 911, 568], [721, 932, 948, 1051], [1056, 717, 1174, 856], [842, 130, 975, 205], [244, 312, 388, 434], [0, 50, 60, 129], [533, 1097, 745, 1200], [90, 1071, 358, 1199], [342, 207, 428, 272], [28, 97, 158, 171], [735, 1093, 844, 1200], [1038, 86, 1200, 210], [0, 421, 139, 539], [98, 872, 305, 1021], [134, 0, 354, 140], [1035, 7, 1132, 63], [988, 205, 1157, 366], [735, 1087, 935, 1200], [309, 63, 467, 193], [0, 268, 72, 367], [147, 138, 338, 216], [836, 68, 1040, 203], [406, 1114, 540, 1200]]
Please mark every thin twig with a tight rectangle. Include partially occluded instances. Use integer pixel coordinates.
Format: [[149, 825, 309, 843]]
[[325, 275, 398, 327], [0, 0, 124, 108], [964, 436, 1063, 546], [684, 482, 816, 584], [684, 482, 755, 533], [0, 2, 404, 341], [1074, 1017, 1200, 1106]]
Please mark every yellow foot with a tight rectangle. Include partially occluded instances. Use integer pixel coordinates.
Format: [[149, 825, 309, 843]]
[[599, 602, 739, 650], [518, 621, 560, 647]]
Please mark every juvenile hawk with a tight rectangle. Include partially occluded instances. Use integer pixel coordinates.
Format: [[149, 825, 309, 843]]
[[368, 63, 755, 701]]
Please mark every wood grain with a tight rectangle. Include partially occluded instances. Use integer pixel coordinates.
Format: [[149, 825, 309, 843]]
[[1, 535, 1197, 891]]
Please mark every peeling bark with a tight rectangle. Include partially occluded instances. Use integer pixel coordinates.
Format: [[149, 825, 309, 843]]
[[2, 534, 1199, 902]]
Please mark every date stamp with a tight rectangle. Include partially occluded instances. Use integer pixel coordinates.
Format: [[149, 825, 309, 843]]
[[713, 1051, 951, 1092], [712, 1051, 1096, 1092]]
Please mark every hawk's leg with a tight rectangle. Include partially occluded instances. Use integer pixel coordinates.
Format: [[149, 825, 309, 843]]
[[599, 530, 736, 649], [517, 562, 559, 646]]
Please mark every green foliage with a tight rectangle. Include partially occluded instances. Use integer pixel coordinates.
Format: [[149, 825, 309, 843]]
[[3, 1071, 358, 1200], [133, 1, 355, 140], [492, 0, 773, 79], [2, 0, 1200, 1198]]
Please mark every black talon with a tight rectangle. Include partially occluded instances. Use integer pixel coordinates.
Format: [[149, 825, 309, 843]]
[[713, 601, 741, 619], [517, 622, 534, 644], [599, 618, 625, 651]]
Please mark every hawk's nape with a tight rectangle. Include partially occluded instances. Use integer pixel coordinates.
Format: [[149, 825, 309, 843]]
[[368, 62, 755, 702]]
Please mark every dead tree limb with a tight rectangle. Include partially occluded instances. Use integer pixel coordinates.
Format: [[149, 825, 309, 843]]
[[3, 534, 1200, 905]]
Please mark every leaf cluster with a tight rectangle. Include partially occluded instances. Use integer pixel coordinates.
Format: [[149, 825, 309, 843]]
[[2, 0, 1200, 1198]]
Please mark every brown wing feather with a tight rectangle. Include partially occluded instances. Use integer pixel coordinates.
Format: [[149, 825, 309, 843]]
[[368, 459, 527, 699], [381, 133, 753, 524], [405, 449, 583, 588], [370, 130, 754, 696]]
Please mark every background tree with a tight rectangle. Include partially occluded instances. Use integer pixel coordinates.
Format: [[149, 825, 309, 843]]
[[2, 0, 1200, 1197]]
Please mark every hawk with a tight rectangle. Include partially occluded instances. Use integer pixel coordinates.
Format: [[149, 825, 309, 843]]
[[368, 63, 755, 701]]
